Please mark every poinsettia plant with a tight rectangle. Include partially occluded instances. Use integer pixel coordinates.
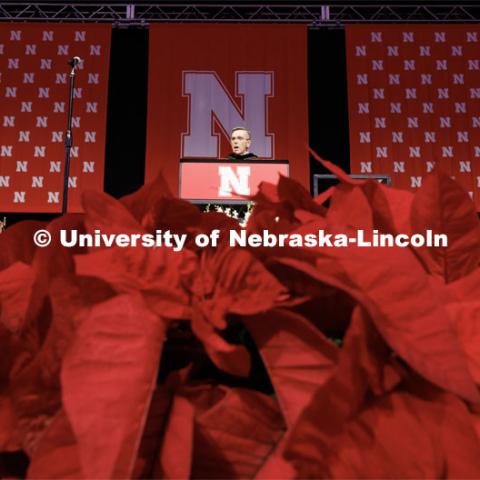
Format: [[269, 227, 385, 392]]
[[1, 153, 480, 479]]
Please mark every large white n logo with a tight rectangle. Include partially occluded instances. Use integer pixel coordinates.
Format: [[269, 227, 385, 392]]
[[182, 71, 274, 158]]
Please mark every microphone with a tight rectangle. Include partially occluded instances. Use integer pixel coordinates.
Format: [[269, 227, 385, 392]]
[[67, 56, 82, 67]]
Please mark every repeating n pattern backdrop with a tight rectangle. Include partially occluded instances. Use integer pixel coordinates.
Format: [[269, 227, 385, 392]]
[[346, 25, 480, 210], [146, 24, 309, 194], [0, 24, 111, 213]]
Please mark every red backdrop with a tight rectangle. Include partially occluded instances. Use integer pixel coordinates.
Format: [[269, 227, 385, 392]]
[[0, 24, 111, 213], [146, 24, 309, 195], [346, 25, 480, 210]]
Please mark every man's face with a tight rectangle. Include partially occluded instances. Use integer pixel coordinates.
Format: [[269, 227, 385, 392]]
[[230, 129, 251, 155]]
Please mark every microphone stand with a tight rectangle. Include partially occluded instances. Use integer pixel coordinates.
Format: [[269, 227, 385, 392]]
[[62, 58, 79, 214]]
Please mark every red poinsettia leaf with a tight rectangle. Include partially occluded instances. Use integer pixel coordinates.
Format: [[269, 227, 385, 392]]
[[138, 197, 203, 235], [133, 387, 172, 479], [6, 281, 93, 455], [253, 433, 296, 480], [0, 262, 35, 333], [281, 220, 480, 404], [313, 185, 334, 207], [327, 183, 373, 230], [289, 307, 401, 458], [0, 395, 21, 452], [141, 288, 192, 321], [27, 214, 87, 333], [5, 275, 116, 460], [346, 306, 404, 396], [61, 294, 166, 479], [120, 170, 174, 225], [196, 247, 285, 316], [205, 342, 251, 378], [0, 322, 28, 392], [473, 414, 480, 442], [258, 306, 386, 480], [274, 255, 360, 302], [32, 214, 86, 280], [308, 147, 364, 185], [185, 247, 285, 373], [294, 209, 322, 225], [197, 210, 242, 235], [447, 266, 480, 303], [411, 170, 480, 282], [247, 207, 298, 239], [378, 183, 414, 235], [92, 186, 195, 271], [282, 308, 398, 473], [0, 221, 45, 270], [75, 246, 195, 319], [9, 357, 64, 458], [309, 147, 411, 235], [250, 181, 280, 204], [429, 395, 480, 479], [318, 391, 480, 479], [191, 388, 285, 479], [267, 255, 347, 304], [244, 309, 338, 428], [41, 274, 116, 377], [331, 178, 406, 238], [179, 384, 228, 417], [53, 274, 116, 313], [188, 301, 251, 378], [247, 180, 304, 235], [147, 384, 226, 478], [332, 245, 480, 404], [27, 409, 82, 479], [360, 180, 404, 234], [137, 384, 218, 476], [277, 175, 325, 215], [262, 235, 356, 319], [285, 305, 480, 477], [154, 394, 195, 479], [449, 301, 480, 385], [82, 189, 142, 237]]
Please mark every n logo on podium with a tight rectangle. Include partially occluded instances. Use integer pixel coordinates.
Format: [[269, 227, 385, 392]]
[[218, 166, 251, 197]]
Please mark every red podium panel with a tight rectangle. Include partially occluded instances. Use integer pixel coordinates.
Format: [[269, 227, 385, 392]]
[[179, 159, 289, 203]]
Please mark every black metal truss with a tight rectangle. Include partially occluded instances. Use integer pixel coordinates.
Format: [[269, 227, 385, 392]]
[[0, 3, 479, 26]]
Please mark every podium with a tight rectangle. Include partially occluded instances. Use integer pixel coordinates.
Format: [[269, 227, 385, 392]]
[[179, 159, 289, 204]]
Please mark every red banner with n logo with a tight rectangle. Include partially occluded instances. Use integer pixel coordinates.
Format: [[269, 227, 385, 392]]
[[346, 25, 480, 209], [146, 24, 309, 193], [0, 24, 111, 212]]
